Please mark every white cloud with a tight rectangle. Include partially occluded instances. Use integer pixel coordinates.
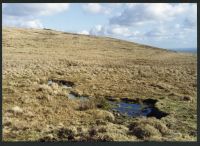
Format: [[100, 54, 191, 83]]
[[3, 16, 43, 28], [107, 25, 131, 37], [106, 3, 197, 47], [89, 25, 107, 36], [110, 3, 197, 28], [83, 3, 110, 14], [111, 27, 129, 35], [78, 30, 89, 35], [3, 3, 70, 28], [144, 27, 172, 38], [86, 4, 196, 49], [93, 25, 103, 32], [3, 3, 70, 17], [89, 24, 141, 38], [20, 19, 43, 28], [108, 26, 142, 38]]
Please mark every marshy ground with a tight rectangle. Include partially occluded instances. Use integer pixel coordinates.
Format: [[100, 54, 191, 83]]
[[2, 27, 197, 141]]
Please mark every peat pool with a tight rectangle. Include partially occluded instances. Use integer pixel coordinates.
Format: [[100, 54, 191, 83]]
[[109, 98, 168, 119]]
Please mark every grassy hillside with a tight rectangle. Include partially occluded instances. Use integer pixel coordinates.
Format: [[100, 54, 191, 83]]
[[2, 27, 197, 141]]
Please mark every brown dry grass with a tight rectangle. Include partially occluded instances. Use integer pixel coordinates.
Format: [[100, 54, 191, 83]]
[[2, 27, 197, 141]]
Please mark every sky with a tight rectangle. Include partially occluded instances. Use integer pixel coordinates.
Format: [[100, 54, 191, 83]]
[[2, 3, 197, 50]]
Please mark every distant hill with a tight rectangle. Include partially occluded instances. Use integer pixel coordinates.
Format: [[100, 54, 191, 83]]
[[2, 27, 196, 63], [172, 48, 197, 54]]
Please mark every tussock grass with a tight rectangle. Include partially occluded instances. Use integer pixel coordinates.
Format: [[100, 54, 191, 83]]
[[2, 27, 197, 141]]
